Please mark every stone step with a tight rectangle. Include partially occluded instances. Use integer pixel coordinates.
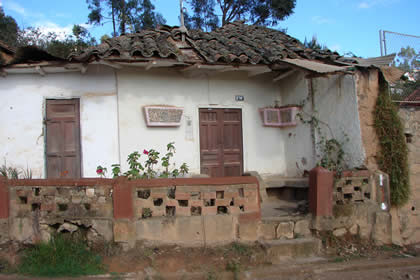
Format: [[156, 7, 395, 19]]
[[258, 217, 312, 240], [260, 238, 321, 264]]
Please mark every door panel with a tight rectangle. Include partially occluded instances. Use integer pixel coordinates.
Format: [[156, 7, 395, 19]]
[[46, 99, 81, 178], [199, 108, 243, 177]]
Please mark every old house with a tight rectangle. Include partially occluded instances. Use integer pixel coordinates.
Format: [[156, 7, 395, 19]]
[[0, 21, 385, 180], [2, 21, 418, 248]]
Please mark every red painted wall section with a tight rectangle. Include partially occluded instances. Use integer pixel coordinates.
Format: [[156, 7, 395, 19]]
[[0, 176, 9, 219], [309, 166, 333, 217], [113, 181, 134, 219]]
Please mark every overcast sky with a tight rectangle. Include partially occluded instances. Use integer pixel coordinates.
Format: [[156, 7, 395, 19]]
[[1, 0, 419, 58]]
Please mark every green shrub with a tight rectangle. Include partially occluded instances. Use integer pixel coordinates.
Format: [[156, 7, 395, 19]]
[[18, 235, 105, 277], [374, 72, 410, 206]]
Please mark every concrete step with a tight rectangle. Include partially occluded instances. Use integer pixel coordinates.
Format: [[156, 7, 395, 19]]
[[260, 238, 321, 264], [263, 176, 309, 188]]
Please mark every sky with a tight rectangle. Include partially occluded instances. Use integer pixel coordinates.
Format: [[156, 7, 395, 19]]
[[1, 0, 419, 58]]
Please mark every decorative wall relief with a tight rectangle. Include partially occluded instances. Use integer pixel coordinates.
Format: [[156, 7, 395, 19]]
[[143, 106, 184, 127]]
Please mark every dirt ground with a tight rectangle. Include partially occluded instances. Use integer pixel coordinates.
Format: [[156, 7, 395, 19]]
[[1, 238, 420, 279]]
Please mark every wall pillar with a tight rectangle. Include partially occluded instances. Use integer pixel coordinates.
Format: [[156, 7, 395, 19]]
[[309, 166, 333, 217], [0, 176, 9, 219]]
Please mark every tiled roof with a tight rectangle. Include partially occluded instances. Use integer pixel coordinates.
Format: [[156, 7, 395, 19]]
[[402, 87, 420, 107], [69, 21, 355, 66]]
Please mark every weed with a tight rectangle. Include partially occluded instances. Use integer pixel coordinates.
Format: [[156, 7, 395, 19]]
[[331, 257, 346, 263], [18, 234, 105, 277], [226, 260, 241, 280], [206, 270, 219, 280], [229, 242, 252, 257], [0, 160, 20, 179]]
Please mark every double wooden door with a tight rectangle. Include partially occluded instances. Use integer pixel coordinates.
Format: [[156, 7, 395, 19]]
[[45, 99, 81, 178], [199, 108, 243, 177]]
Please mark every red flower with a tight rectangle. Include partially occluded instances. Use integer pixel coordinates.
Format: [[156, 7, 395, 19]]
[[96, 168, 103, 174], [143, 149, 149, 155]]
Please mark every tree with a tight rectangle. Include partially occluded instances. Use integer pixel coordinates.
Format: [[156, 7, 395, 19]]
[[185, 0, 296, 30], [17, 25, 97, 58], [392, 46, 420, 72], [86, 0, 166, 36], [0, 7, 19, 47], [184, 0, 219, 31], [303, 35, 327, 51]]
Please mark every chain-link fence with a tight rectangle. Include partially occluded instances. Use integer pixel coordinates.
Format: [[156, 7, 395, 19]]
[[380, 30, 420, 103], [380, 30, 420, 71]]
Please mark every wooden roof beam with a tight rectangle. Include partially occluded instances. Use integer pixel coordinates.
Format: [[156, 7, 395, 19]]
[[248, 68, 272, 77], [35, 66, 46, 76], [145, 60, 157, 70], [98, 60, 122, 69], [273, 69, 296, 82], [180, 64, 202, 72]]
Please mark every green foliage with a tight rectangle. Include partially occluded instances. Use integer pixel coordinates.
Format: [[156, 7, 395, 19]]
[[99, 142, 189, 179], [142, 207, 152, 218], [185, 0, 296, 29], [226, 260, 241, 280], [374, 73, 410, 206], [86, 0, 166, 36], [16, 25, 97, 58], [228, 242, 252, 256], [18, 235, 104, 277], [0, 161, 21, 179], [96, 165, 108, 177], [296, 111, 348, 173], [303, 35, 328, 51], [0, 7, 19, 47], [392, 46, 420, 72]]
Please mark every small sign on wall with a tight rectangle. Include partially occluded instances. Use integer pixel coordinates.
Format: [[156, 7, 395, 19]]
[[235, 95, 244, 101], [143, 106, 184, 127]]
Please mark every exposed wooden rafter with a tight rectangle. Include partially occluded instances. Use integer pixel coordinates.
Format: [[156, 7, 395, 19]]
[[145, 60, 157, 71], [273, 69, 296, 82], [35, 66, 46, 76], [97, 60, 122, 69], [180, 63, 202, 72]]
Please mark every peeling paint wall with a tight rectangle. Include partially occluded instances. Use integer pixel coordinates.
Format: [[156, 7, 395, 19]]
[[0, 65, 119, 178], [277, 72, 365, 175], [313, 74, 365, 169]]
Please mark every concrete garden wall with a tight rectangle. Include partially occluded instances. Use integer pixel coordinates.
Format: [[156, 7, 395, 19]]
[[0, 176, 261, 247]]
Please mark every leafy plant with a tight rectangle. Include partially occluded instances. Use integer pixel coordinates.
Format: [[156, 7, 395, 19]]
[[226, 260, 241, 280], [374, 73, 410, 206], [97, 142, 189, 179], [96, 165, 107, 178], [111, 164, 121, 178], [296, 111, 348, 173], [18, 234, 104, 277], [0, 161, 21, 179]]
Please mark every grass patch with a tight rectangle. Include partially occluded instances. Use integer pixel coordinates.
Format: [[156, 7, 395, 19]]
[[18, 234, 105, 277]]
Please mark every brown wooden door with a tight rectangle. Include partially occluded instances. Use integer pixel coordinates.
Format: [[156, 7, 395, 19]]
[[45, 99, 81, 178], [199, 108, 243, 177]]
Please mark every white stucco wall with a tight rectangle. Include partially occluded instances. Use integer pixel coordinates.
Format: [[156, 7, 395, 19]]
[[313, 74, 365, 169], [116, 68, 287, 175], [275, 72, 366, 175], [0, 65, 119, 178]]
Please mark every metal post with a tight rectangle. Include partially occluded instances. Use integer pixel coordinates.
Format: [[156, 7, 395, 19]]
[[180, 0, 185, 27], [379, 30, 384, 56], [383, 31, 387, 56]]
